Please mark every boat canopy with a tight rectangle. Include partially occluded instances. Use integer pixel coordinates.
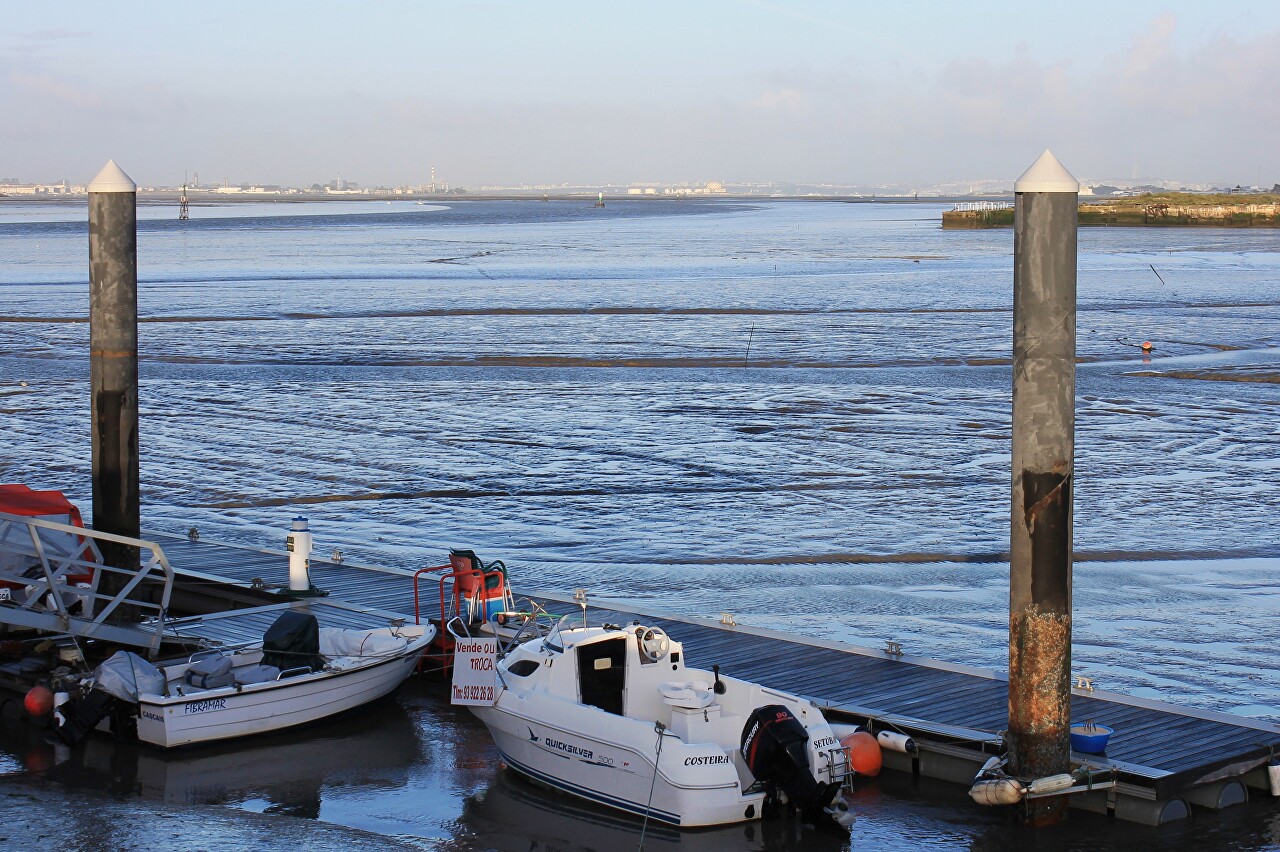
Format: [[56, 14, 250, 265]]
[[0, 484, 86, 526], [0, 484, 93, 583]]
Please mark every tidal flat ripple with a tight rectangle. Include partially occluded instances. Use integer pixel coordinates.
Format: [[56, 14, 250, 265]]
[[1, 198, 1279, 849]]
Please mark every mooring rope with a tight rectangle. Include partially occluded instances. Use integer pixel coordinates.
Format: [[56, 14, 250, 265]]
[[637, 720, 673, 852]]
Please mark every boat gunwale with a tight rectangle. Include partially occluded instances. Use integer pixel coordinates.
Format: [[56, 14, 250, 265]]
[[139, 630, 434, 708]]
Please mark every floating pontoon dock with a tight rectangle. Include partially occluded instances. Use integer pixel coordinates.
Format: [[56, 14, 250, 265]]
[[149, 532, 1280, 826]]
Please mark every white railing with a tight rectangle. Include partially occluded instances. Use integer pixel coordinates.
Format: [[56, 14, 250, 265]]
[[0, 510, 175, 653], [951, 201, 1014, 212]]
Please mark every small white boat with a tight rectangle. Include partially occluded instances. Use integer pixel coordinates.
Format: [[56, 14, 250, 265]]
[[467, 617, 853, 830], [60, 612, 434, 748], [142, 625, 433, 748]]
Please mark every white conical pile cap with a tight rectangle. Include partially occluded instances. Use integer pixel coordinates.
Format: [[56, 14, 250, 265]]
[[1014, 150, 1079, 193], [88, 159, 136, 193]]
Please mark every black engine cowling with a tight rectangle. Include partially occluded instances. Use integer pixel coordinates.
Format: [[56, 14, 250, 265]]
[[740, 704, 840, 825], [54, 687, 117, 746]]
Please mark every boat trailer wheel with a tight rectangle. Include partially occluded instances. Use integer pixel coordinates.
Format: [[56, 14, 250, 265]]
[[639, 627, 670, 662]]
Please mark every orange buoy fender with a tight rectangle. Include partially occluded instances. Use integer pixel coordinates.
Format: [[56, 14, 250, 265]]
[[841, 731, 882, 777], [24, 686, 53, 717]]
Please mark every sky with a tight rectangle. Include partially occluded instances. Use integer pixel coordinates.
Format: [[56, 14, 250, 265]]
[[3, 1, 1279, 188]]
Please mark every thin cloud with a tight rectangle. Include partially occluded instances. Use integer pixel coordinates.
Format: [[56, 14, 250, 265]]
[[19, 30, 90, 41], [10, 71, 103, 110], [752, 86, 808, 112]]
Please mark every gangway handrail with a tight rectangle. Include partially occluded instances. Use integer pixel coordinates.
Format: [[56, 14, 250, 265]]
[[412, 563, 451, 625], [0, 510, 176, 655]]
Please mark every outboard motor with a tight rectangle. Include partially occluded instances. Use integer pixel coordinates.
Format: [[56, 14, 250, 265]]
[[53, 688, 117, 746], [262, 610, 324, 673], [741, 704, 842, 828]]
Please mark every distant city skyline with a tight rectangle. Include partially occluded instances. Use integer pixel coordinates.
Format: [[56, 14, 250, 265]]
[[4, 1, 1279, 188]]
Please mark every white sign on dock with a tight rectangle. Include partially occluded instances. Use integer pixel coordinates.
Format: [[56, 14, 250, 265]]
[[451, 637, 498, 706]]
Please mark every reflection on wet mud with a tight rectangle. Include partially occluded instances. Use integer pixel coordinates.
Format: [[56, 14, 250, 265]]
[[453, 769, 802, 852], [6, 679, 1278, 851], [1, 691, 419, 809]]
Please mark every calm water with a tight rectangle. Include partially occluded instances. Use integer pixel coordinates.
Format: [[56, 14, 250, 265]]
[[1, 198, 1278, 849]]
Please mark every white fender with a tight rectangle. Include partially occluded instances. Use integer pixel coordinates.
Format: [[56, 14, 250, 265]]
[[877, 731, 915, 753], [1026, 773, 1075, 795], [969, 778, 1025, 806]]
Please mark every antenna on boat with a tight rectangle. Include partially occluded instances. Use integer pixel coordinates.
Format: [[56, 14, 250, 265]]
[[573, 588, 588, 627]]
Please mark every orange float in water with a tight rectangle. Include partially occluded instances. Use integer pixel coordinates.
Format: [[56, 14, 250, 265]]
[[841, 730, 882, 777], [1140, 341, 1154, 352], [24, 685, 53, 717]]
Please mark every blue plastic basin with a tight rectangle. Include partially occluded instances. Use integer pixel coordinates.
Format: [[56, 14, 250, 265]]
[[1070, 724, 1113, 753]]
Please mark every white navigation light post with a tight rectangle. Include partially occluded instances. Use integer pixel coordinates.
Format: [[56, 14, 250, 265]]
[[286, 516, 320, 594]]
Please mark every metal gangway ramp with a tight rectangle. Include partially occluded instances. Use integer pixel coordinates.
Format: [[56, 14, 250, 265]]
[[0, 511, 175, 654]]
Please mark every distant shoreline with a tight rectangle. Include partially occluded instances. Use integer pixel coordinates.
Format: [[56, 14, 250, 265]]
[[0, 193, 995, 206], [943, 193, 1280, 228]]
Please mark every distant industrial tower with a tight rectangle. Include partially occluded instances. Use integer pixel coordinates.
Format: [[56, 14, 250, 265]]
[[178, 184, 189, 220]]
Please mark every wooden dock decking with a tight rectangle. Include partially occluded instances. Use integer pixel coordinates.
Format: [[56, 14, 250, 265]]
[[153, 533, 1280, 824]]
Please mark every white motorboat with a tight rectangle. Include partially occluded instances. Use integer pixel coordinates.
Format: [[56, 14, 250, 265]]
[[58, 611, 434, 748], [467, 616, 853, 830]]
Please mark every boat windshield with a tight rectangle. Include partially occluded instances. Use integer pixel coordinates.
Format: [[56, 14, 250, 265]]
[[544, 614, 576, 654]]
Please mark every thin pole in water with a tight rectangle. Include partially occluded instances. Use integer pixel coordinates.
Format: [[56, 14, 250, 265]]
[[744, 323, 755, 367]]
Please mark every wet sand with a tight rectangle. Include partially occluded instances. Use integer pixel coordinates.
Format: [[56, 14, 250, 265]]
[[0, 776, 433, 852]]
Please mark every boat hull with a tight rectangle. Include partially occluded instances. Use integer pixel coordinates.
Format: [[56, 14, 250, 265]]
[[472, 702, 762, 828], [138, 635, 430, 748]]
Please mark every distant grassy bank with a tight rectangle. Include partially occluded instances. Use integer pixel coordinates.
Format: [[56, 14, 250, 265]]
[[1102, 192, 1280, 207], [943, 193, 1280, 228]]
